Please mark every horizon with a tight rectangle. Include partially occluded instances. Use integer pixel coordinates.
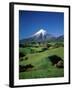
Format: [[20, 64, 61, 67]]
[[19, 10, 64, 40]]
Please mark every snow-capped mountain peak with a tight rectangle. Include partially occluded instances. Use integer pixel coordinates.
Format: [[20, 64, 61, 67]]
[[20, 28, 61, 43], [33, 29, 47, 36]]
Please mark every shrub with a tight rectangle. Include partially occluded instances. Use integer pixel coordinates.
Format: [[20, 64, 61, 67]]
[[19, 44, 24, 48], [24, 56, 28, 60], [19, 52, 26, 58], [30, 49, 37, 53], [56, 60, 64, 68], [42, 47, 48, 52], [48, 55, 63, 65], [46, 43, 52, 48], [19, 64, 34, 72], [19, 57, 24, 61]]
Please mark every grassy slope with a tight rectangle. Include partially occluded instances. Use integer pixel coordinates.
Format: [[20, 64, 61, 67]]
[[19, 47, 64, 79]]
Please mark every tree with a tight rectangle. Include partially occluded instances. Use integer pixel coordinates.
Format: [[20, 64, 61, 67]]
[[19, 52, 26, 58], [46, 43, 52, 48]]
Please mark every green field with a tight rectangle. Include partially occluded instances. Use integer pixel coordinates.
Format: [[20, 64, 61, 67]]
[[19, 43, 64, 79]]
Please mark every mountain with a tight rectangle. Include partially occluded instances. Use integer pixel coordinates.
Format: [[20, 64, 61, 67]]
[[20, 29, 64, 44], [20, 29, 55, 43], [30, 29, 55, 42], [56, 35, 64, 42]]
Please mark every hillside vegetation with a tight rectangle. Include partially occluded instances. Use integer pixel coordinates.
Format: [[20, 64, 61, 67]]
[[19, 42, 64, 79]]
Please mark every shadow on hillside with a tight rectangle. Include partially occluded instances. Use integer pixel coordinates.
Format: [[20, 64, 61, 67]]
[[48, 55, 64, 68], [19, 64, 34, 72]]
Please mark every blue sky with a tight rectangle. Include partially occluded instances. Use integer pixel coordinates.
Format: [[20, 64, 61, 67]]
[[19, 10, 64, 40]]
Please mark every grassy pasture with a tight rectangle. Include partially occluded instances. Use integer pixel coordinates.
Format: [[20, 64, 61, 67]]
[[19, 45, 64, 79]]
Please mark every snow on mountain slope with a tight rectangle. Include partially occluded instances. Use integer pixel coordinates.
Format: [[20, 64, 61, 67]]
[[20, 29, 63, 44], [33, 29, 47, 37]]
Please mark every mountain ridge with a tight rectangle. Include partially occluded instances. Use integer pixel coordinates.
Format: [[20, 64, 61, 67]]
[[20, 29, 64, 44]]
